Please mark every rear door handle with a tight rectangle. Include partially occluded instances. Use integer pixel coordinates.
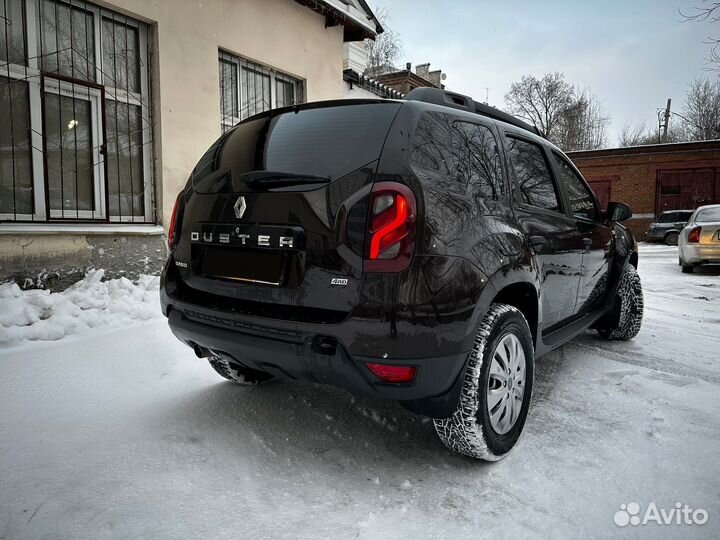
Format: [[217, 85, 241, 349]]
[[583, 237, 593, 248], [528, 235, 546, 249]]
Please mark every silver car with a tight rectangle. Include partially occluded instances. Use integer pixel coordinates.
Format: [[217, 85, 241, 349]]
[[679, 204, 720, 273]]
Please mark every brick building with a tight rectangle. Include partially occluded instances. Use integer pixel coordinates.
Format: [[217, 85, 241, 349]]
[[568, 141, 720, 238], [368, 62, 446, 95]]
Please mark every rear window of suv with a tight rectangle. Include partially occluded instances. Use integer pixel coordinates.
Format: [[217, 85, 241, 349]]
[[192, 102, 401, 192], [658, 212, 679, 223], [658, 211, 691, 223]]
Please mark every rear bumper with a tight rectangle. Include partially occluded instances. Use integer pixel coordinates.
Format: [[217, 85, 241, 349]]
[[162, 290, 469, 416], [680, 244, 720, 265]]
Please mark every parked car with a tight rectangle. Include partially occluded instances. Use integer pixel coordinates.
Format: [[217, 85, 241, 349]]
[[646, 210, 694, 245], [679, 204, 720, 273], [160, 88, 643, 461]]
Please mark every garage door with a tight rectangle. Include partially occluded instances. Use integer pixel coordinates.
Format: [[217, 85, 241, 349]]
[[656, 169, 718, 214], [588, 180, 610, 210]]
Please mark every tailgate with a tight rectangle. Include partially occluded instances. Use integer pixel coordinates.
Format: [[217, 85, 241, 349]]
[[172, 101, 402, 318]]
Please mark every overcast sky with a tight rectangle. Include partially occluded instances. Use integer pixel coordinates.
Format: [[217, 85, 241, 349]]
[[368, 0, 711, 146]]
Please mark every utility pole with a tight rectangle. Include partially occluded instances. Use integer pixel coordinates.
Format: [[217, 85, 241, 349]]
[[662, 98, 671, 141]]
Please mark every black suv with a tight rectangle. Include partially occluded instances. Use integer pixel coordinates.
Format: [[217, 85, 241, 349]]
[[161, 88, 643, 461], [646, 210, 694, 245]]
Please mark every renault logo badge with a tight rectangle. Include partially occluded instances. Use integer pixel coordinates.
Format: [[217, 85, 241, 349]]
[[234, 196, 247, 219]]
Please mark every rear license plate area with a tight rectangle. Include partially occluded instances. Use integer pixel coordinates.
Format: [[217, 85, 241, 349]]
[[195, 246, 286, 285], [190, 223, 305, 286]]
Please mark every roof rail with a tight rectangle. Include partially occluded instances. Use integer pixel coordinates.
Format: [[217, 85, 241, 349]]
[[404, 87, 545, 138]]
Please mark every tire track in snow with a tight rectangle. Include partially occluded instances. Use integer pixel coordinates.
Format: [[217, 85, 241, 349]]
[[565, 340, 720, 385]]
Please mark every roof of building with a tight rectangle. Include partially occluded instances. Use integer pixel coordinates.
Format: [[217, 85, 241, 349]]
[[342, 69, 405, 99], [371, 68, 438, 90], [566, 140, 720, 159], [294, 0, 382, 41]]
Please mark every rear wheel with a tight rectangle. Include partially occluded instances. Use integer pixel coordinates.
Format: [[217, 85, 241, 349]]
[[664, 232, 679, 246], [681, 263, 695, 273], [208, 355, 274, 386], [433, 304, 534, 461], [597, 265, 643, 341]]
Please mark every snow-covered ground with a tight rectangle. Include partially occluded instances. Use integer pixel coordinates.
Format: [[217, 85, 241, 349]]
[[1, 245, 719, 540]]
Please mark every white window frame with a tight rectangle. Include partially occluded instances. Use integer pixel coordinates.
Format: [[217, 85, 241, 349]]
[[0, 0, 153, 223], [98, 9, 152, 222], [43, 77, 106, 219], [218, 50, 304, 133], [0, 0, 44, 221]]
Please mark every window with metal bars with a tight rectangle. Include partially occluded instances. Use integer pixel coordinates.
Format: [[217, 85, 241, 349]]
[[0, 0, 153, 223], [219, 50, 303, 133]]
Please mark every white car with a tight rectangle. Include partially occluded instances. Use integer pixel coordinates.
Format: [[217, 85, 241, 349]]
[[678, 204, 720, 273]]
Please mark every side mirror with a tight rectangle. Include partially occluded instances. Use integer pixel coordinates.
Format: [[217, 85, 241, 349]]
[[605, 201, 632, 222]]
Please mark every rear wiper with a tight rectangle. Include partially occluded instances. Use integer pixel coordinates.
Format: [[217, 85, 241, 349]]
[[241, 170, 330, 188]]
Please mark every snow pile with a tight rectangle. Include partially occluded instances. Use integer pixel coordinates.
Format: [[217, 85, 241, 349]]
[[0, 269, 161, 346]]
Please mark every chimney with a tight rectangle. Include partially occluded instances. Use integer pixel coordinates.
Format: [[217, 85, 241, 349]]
[[405, 62, 411, 71], [427, 69, 443, 88], [415, 63, 430, 80]]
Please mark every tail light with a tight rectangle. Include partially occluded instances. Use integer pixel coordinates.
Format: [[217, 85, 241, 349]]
[[168, 193, 183, 250], [687, 226, 701, 243], [366, 362, 417, 383], [364, 182, 417, 272]]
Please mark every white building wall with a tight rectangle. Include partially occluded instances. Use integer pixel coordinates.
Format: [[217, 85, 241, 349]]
[[343, 42, 368, 73], [109, 0, 345, 228]]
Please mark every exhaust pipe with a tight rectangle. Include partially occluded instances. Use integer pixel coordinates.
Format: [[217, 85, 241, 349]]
[[191, 342, 211, 358]]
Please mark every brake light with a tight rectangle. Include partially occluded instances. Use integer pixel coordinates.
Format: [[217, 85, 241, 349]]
[[168, 193, 183, 250], [688, 226, 701, 243], [364, 182, 417, 272], [366, 362, 417, 383]]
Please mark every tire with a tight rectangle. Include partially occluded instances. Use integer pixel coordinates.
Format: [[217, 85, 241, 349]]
[[664, 232, 679, 246], [433, 304, 534, 461], [208, 355, 274, 386], [681, 263, 694, 274], [597, 265, 643, 341]]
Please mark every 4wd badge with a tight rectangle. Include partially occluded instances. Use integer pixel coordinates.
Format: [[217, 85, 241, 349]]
[[330, 278, 348, 286]]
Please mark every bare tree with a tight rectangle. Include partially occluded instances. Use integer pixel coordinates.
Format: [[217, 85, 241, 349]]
[[618, 121, 650, 146], [504, 73, 610, 150], [556, 88, 611, 150], [681, 1, 720, 69], [614, 77, 720, 147], [683, 77, 720, 140], [364, 8, 402, 73], [504, 73, 574, 140], [617, 120, 688, 146]]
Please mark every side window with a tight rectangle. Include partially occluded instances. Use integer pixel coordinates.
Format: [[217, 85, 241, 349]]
[[410, 113, 454, 175], [551, 152, 600, 221], [657, 213, 674, 223], [409, 114, 504, 200], [452, 122, 504, 200], [506, 137, 562, 213]]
